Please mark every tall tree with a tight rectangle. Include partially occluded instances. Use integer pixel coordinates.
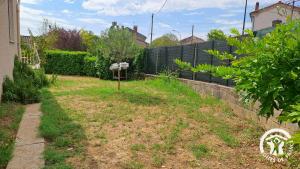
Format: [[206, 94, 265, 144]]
[[100, 26, 141, 90], [151, 33, 179, 48], [80, 29, 99, 54], [207, 29, 227, 41]]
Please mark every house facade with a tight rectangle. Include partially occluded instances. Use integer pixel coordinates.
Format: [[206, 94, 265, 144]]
[[180, 36, 205, 45], [111, 22, 148, 48], [250, 1, 300, 31], [0, 0, 21, 100]]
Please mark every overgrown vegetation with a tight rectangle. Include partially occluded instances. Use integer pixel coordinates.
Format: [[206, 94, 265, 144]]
[[2, 57, 49, 104], [0, 103, 24, 169], [176, 20, 300, 143]]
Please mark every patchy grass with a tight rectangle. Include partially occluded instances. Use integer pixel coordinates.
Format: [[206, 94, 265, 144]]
[[0, 103, 24, 169], [40, 89, 86, 169], [190, 144, 209, 159], [40, 76, 279, 168]]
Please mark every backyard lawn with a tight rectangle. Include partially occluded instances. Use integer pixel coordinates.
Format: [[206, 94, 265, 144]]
[[40, 76, 285, 169]]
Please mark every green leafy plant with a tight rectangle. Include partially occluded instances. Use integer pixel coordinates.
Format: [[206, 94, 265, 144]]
[[44, 50, 89, 75], [176, 20, 300, 143], [207, 29, 227, 41], [83, 56, 98, 77], [2, 57, 49, 104], [99, 25, 142, 90]]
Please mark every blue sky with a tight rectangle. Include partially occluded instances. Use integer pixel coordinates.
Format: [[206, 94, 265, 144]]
[[21, 0, 281, 42]]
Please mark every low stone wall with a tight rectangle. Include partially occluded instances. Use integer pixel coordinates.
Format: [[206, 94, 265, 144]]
[[147, 74, 299, 133]]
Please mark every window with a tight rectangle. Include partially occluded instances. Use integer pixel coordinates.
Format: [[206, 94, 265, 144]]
[[272, 20, 282, 27], [8, 0, 15, 43]]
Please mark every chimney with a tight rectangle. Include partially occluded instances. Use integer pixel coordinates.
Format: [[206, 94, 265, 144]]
[[133, 25, 138, 32], [255, 2, 259, 11]]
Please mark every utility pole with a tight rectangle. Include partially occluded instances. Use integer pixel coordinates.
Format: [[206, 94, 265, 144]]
[[150, 13, 154, 44], [191, 25, 194, 44], [292, 0, 295, 20], [242, 0, 248, 35]]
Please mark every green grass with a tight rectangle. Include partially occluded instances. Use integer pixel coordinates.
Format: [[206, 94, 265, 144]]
[[151, 154, 165, 167], [39, 76, 266, 168], [123, 161, 144, 169], [39, 89, 86, 168], [0, 103, 24, 169], [131, 144, 146, 152], [190, 144, 209, 159]]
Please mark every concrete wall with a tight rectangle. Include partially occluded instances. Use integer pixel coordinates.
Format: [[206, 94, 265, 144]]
[[179, 78, 299, 133], [252, 6, 300, 31], [0, 0, 20, 100], [146, 74, 298, 133]]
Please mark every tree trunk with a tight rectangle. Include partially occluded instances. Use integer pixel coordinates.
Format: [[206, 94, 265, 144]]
[[118, 69, 121, 90]]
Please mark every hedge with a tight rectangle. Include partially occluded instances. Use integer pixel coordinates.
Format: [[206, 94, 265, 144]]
[[83, 56, 97, 77], [44, 50, 97, 76], [44, 50, 145, 79]]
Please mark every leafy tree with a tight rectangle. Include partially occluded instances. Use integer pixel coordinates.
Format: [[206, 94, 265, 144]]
[[151, 33, 179, 48], [80, 29, 100, 54], [207, 29, 227, 41], [99, 25, 141, 90], [50, 28, 86, 51], [176, 20, 300, 143]]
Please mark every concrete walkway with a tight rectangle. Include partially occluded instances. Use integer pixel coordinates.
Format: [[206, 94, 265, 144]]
[[6, 104, 44, 169]]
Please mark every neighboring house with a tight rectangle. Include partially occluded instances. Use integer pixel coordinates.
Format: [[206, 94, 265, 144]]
[[250, 1, 300, 31], [180, 36, 205, 45], [112, 22, 148, 48], [0, 0, 21, 100]]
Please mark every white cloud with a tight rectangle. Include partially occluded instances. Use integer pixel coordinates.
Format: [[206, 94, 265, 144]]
[[184, 11, 204, 16], [64, 0, 76, 4], [78, 18, 110, 27], [81, 0, 284, 16], [20, 6, 75, 35], [158, 22, 172, 29], [82, 0, 245, 16], [22, 0, 43, 4], [62, 9, 72, 14]]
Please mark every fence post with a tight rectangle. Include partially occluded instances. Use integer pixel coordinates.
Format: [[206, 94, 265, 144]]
[[179, 45, 184, 78], [165, 47, 168, 70], [192, 43, 197, 80], [155, 49, 159, 74], [210, 40, 215, 83], [226, 45, 232, 86], [144, 49, 148, 73]]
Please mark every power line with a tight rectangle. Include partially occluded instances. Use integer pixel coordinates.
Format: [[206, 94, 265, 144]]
[[156, 0, 168, 14], [150, 0, 168, 44]]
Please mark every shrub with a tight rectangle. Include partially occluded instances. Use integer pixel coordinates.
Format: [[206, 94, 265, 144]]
[[83, 56, 97, 77], [44, 50, 89, 75], [2, 57, 49, 104], [95, 50, 145, 80], [95, 54, 113, 80]]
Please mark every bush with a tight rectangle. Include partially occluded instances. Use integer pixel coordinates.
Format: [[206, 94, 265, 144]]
[[95, 54, 113, 80], [95, 50, 145, 80], [44, 50, 89, 75], [83, 56, 97, 77], [2, 57, 49, 104]]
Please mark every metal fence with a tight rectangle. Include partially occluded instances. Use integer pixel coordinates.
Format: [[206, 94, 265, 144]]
[[144, 40, 235, 86]]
